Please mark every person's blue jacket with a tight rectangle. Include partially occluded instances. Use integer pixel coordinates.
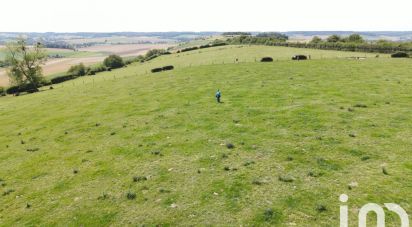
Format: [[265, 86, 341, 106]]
[[215, 91, 221, 98]]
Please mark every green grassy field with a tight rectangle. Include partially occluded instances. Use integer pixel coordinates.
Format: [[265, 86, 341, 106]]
[[0, 45, 411, 226]]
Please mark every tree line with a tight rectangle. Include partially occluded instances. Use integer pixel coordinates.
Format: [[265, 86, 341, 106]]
[[228, 33, 412, 54]]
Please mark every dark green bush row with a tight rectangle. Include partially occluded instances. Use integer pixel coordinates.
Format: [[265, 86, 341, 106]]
[[51, 75, 75, 84], [256, 32, 289, 40], [229, 35, 412, 54], [177, 42, 228, 53], [178, 46, 199, 53], [6, 80, 52, 95], [391, 52, 409, 58], [222, 32, 252, 36], [151, 65, 174, 73], [228, 36, 288, 46]]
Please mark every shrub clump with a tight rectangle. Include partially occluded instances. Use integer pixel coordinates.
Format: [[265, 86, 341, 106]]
[[151, 65, 175, 73], [278, 175, 295, 183], [133, 176, 148, 182], [260, 57, 273, 62], [226, 143, 235, 149], [292, 55, 308, 60], [391, 52, 409, 58], [162, 65, 174, 71], [51, 75, 75, 84], [126, 192, 136, 200], [67, 63, 88, 77], [103, 55, 124, 69]]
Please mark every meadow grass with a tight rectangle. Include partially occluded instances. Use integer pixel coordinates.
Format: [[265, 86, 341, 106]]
[[0, 45, 410, 226]]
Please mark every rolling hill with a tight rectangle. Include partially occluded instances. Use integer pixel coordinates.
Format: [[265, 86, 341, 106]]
[[0, 45, 411, 226]]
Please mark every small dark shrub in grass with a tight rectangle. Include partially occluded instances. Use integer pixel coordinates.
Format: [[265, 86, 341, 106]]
[[260, 57, 273, 62], [308, 171, 323, 177], [264, 208, 274, 221], [382, 166, 389, 175], [261, 208, 283, 223], [316, 204, 327, 212], [354, 104, 367, 108], [252, 179, 264, 185], [226, 143, 235, 149], [133, 176, 147, 182], [243, 160, 255, 166], [126, 192, 136, 200], [98, 192, 109, 200], [26, 148, 39, 152], [151, 68, 163, 73], [2, 189, 14, 196], [162, 65, 174, 71], [159, 188, 171, 193], [292, 55, 308, 60], [278, 175, 295, 182], [151, 150, 161, 155], [361, 156, 370, 161], [391, 52, 409, 58]]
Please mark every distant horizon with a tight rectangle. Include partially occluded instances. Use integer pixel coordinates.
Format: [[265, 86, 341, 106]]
[[1, 31, 412, 34]]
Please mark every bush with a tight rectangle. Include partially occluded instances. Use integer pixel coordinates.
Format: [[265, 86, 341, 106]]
[[292, 55, 308, 60], [103, 55, 124, 69], [151, 65, 175, 73], [151, 68, 163, 73], [256, 32, 289, 41], [6, 83, 39, 94], [0, 87, 5, 96], [88, 64, 107, 75], [51, 75, 75, 84], [261, 57, 273, 62], [391, 52, 409, 58], [180, 46, 199, 52], [162, 65, 174, 71], [67, 63, 88, 77]]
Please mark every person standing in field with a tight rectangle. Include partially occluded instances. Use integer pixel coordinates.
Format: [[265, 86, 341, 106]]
[[215, 89, 221, 103]]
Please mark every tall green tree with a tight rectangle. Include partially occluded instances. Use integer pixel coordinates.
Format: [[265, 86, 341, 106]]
[[347, 34, 364, 43], [310, 36, 322, 44], [326, 34, 341, 43], [5, 38, 47, 91]]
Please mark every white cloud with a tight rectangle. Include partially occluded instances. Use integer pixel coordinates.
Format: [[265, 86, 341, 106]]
[[0, 0, 411, 32]]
